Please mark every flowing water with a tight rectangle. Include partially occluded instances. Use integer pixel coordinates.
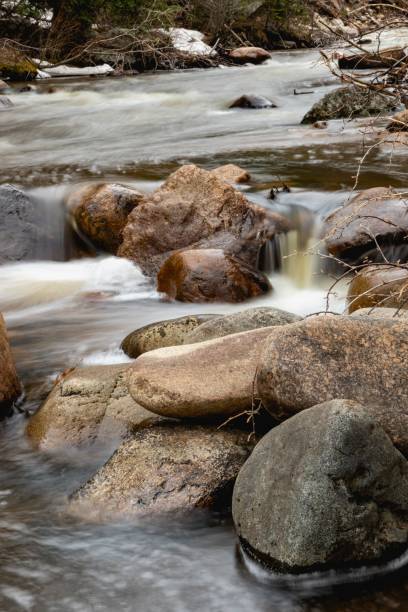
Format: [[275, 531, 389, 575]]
[[1, 38, 408, 611]]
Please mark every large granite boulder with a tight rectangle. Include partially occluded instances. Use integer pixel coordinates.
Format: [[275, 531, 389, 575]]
[[0, 185, 40, 262], [67, 182, 145, 254], [70, 424, 253, 520], [184, 307, 300, 344], [0, 314, 21, 417], [347, 265, 408, 313], [118, 164, 289, 276], [257, 315, 408, 455], [157, 249, 271, 303], [128, 326, 275, 420], [233, 400, 408, 571], [301, 86, 396, 124], [121, 314, 217, 358], [26, 365, 158, 451], [323, 187, 408, 263]]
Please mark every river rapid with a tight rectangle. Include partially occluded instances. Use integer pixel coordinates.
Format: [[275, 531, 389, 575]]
[[1, 37, 408, 611]]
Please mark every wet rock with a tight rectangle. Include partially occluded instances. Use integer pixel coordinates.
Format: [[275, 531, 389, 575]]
[[0, 48, 37, 81], [387, 108, 408, 132], [211, 164, 250, 184], [119, 164, 289, 276], [323, 187, 408, 263], [121, 314, 218, 358], [301, 86, 396, 124], [0, 314, 22, 417], [233, 400, 408, 571], [26, 365, 158, 451], [257, 315, 408, 455], [70, 423, 253, 520], [347, 265, 408, 314], [229, 47, 271, 65], [128, 326, 275, 420], [338, 48, 407, 70], [67, 183, 145, 254], [351, 306, 408, 320], [184, 307, 300, 344], [0, 185, 40, 262], [229, 95, 277, 109], [0, 96, 13, 110], [157, 249, 271, 303]]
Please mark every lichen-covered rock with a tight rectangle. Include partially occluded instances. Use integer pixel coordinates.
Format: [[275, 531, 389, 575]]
[[347, 265, 408, 313], [229, 47, 271, 65], [229, 95, 277, 109], [118, 164, 289, 276], [26, 365, 157, 451], [257, 315, 408, 455], [184, 307, 300, 344], [67, 183, 145, 253], [233, 400, 408, 571], [323, 187, 408, 263], [121, 314, 217, 358], [157, 249, 271, 303], [0, 185, 40, 262], [301, 86, 396, 124], [0, 314, 21, 417], [128, 326, 275, 420], [69, 424, 253, 520], [211, 164, 250, 184]]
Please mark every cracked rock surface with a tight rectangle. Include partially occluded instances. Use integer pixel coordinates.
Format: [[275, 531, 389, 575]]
[[232, 400, 408, 571]]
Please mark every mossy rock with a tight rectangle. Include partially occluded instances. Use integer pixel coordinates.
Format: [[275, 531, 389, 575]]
[[0, 48, 37, 81]]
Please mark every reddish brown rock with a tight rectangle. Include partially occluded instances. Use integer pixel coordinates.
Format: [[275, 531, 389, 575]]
[[229, 47, 271, 65], [118, 164, 289, 276], [347, 265, 408, 313], [211, 164, 250, 184], [0, 314, 21, 416], [323, 187, 408, 262], [157, 249, 271, 303], [67, 182, 145, 253]]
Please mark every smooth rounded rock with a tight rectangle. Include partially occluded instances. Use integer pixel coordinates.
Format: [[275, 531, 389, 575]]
[[229, 95, 277, 109], [211, 164, 250, 184], [229, 47, 271, 65], [233, 400, 408, 571], [347, 265, 408, 313]]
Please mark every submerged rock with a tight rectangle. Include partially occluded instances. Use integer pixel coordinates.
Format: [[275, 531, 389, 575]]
[[128, 326, 275, 420], [347, 265, 408, 313], [184, 307, 300, 344], [118, 164, 289, 276], [121, 314, 217, 358], [0, 96, 13, 110], [0, 185, 40, 262], [301, 86, 396, 124], [67, 182, 145, 254], [157, 249, 271, 303], [211, 164, 250, 184], [229, 47, 271, 65], [0, 314, 22, 417], [233, 400, 408, 571], [70, 424, 252, 519], [26, 365, 157, 451], [257, 315, 408, 455], [323, 187, 408, 263], [229, 95, 277, 109]]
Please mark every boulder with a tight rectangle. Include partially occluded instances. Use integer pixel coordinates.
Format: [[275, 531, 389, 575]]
[[229, 95, 277, 109], [351, 306, 408, 320], [301, 86, 396, 124], [128, 326, 275, 420], [118, 164, 289, 276], [121, 314, 217, 358], [157, 249, 271, 303], [387, 108, 408, 132], [0, 96, 13, 110], [184, 307, 301, 344], [229, 47, 271, 65], [69, 424, 253, 519], [67, 183, 145, 254], [323, 187, 408, 263], [0, 185, 40, 262], [211, 164, 250, 184], [26, 365, 158, 451], [0, 48, 37, 81], [257, 315, 408, 455], [233, 400, 408, 571], [338, 48, 407, 70], [347, 265, 408, 313], [0, 314, 22, 417]]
